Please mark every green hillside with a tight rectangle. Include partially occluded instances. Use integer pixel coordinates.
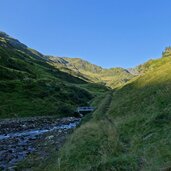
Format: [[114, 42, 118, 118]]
[[47, 56, 135, 88], [131, 47, 171, 75], [48, 53, 171, 171], [0, 32, 108, 118], [162, 47, 171, 58]]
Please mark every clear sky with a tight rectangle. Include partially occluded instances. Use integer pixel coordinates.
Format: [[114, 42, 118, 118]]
[[1, 0, 171, 68]]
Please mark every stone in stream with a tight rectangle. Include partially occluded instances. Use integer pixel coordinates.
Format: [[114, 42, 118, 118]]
[[45, 135, 54, 140], [0, 117, 81, 170]]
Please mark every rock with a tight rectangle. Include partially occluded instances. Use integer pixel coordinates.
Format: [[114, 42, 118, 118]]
[[0, 116, 81, 170], [58, 130, 62, 133], [45, 135, 54, 140], [28, 136, 36, 140], [22, 124, 27, 128], [8, 149, 13, 153]]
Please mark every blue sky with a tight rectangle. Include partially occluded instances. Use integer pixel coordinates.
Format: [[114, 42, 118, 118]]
[[1, 0, 171, 68]]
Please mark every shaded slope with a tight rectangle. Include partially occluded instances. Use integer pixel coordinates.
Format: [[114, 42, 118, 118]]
[[0, 32, 108, 118]]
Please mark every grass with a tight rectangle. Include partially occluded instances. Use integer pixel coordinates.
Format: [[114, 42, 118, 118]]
[[0, 37, 108, 118], [107, 61, 171, 170], [135, 51, 171, 74], [48, 56, 135, 88], [38, 92, 117, 171], [1, 32, 171, 170], [47, 56, 171, 171], [0, 79, 95, 118]]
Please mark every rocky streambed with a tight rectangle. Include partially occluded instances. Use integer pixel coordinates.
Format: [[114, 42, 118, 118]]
[[0, 116, 81, 170]]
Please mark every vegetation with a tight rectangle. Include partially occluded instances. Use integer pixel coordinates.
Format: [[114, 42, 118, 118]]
[[47, 56, 135, 88], [49, 54, 171, 171], [162, 47, 171, 58], [1, 32, 171, 170], [134, 48, 171, 75], [0, 32, 108, 118]]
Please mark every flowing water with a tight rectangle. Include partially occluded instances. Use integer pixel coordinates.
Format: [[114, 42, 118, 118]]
[[0, 117, 80, 170]]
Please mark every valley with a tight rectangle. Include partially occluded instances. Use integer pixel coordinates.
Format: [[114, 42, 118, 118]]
[[0, 32, 171, 170]]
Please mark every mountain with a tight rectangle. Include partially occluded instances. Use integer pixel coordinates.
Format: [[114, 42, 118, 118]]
[[0, 32, 27, 49], [46, 56, 135, 88], [49, 49, 171, 171], [0, 32, 108, 118], [1, 31, 168, 119], [0, 31, 136, 88]]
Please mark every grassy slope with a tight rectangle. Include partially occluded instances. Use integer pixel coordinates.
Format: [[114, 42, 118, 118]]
[[51, 56, 171, 171], [0, 33, 108, 118], [135, 49, 171, 75], [47, 56, 135, 88]]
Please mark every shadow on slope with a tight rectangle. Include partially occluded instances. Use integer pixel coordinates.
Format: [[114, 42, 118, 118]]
[[0, 33, 109, 118]]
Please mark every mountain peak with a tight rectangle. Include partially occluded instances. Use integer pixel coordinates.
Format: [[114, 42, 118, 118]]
[[0, 31, 27, 49], [0, 31, 11, 38]]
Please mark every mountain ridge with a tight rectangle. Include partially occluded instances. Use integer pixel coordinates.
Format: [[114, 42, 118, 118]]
[[0, 31, 135, 87], [1, 31, 170, 89], [45, 56, 136, 88]]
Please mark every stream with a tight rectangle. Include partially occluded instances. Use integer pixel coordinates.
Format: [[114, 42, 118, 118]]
[[0, 116, 81, 170]]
